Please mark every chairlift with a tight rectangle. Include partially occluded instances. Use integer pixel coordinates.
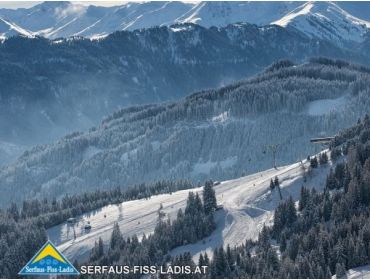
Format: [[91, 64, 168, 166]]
[[84, 221, 91, 230]]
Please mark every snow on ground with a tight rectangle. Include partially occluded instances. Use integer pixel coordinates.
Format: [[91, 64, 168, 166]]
[[0, 17, 34, 39], [272, 2, 370, 43], [48, 152, 334, 263], [333, 264, 370, 279], [306, 95, 347, 116]]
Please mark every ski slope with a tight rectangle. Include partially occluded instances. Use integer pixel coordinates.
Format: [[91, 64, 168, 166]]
[[333, 264, 370, 279], [48, 154, 333, 262]]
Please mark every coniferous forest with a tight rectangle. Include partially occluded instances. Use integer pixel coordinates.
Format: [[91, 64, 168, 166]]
[[0, 180, 194, 278], [2, 117, 370, 278], [83, 181, 217, 278], [82, 116, 370, 278], [2, 3, 370, 279], [195, 116, 370, 279]]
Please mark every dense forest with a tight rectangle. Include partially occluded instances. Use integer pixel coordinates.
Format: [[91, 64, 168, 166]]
[[66, 116, 369, 279], [81, 181, 218, 278], [190, 115, 370, 278], [2, 116, 370, 278], [2, 58, 370, 206], [76, 115, 370, 279], [2, 21, 363, 148]]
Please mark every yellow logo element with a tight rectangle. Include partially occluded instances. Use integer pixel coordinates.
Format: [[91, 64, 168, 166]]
[[32, 243, 66, 264], [19, 240, 79, 275]]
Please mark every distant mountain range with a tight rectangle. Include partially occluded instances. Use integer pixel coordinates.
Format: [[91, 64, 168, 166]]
[[0, 1, 370, 45], [1, 22, 369, 155]]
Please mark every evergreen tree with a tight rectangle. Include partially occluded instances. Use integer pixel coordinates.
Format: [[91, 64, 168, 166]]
[[319, 152, 328, 165], [203, 180, 217, 215], [270, 179, 275, 191], [274, 176, 283, 200], [335, 263, 346, 279], [299, 186, 309, 211], [110, 222, 123, 249], [310, 156, 318, 168]]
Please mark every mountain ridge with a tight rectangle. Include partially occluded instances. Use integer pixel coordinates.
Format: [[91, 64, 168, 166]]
[[1, 58, 370, 206], [0, 1, 369, 45], [2, 22, 367, 164]]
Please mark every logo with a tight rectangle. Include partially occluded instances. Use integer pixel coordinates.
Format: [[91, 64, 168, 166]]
[[19, 240, 79, 276]]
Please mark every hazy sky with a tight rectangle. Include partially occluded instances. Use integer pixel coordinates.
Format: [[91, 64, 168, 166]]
[[0, 1, 129, 9]]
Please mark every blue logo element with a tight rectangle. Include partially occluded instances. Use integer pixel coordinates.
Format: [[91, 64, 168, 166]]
[[19, 240, 79, 276]]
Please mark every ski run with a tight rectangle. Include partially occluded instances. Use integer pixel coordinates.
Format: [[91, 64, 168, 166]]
[[48, 151, 333, 263]]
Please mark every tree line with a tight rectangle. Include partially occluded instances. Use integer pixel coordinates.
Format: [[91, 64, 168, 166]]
[[82, 180, 218, 278], [189, 115, 370, 278], [0, 179, 194, 278]]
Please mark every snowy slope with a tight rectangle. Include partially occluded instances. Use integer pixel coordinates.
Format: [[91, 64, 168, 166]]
[[176, 1, 300, 27], [0, 17, 33, 39], [0, 1, 194, 39], [0, 1, 369, 42], [272, 2, 370, 43], [48, 153, 334, 262], [333, 264, 370, 279]]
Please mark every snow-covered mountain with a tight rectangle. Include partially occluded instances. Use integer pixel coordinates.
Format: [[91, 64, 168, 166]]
[[1, 59, 369, 206], [0, 1, 369, 44], [272, 1, 370, 44], [175, 1, 300, 27], [0, 1, 194, 38], [3, 23, 367, 167], [0, 17, 33, 39]]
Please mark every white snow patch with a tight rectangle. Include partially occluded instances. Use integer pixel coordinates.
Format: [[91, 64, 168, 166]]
[[333, 264, 370, 279], [306, 95, 347, 116], [212, 111, 229, 123], [132, 77, 139, 84], [170, 26, 188, 32], [82, 146, 101, 161]]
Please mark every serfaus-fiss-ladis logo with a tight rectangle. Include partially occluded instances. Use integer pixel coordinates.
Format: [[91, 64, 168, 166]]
[[18, 240, 79, 276]]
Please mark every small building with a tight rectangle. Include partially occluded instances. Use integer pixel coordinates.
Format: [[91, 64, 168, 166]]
[[67, 218, 76, 224]]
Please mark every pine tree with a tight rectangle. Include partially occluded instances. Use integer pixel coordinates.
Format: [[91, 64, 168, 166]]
[[110, 222, 123, 249], [335, 263, 346, 279], [203, 180, 217, 215], [98, 237, 104, 257], [270, 179, 275, 191], [274, 176, 283, 200], [7, 203, 19, 222], [299, 186, 309, 211], [286, 197, 297, 225], [321, 152, 328, 164], [310, 156, 318, 168]]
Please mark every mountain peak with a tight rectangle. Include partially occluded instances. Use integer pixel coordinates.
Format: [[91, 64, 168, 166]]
[[272, 1, 370, 43], [0, 2, 369, 43]]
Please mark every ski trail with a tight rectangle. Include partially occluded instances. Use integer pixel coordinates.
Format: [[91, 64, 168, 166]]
[[48, 155, 332, 262]]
